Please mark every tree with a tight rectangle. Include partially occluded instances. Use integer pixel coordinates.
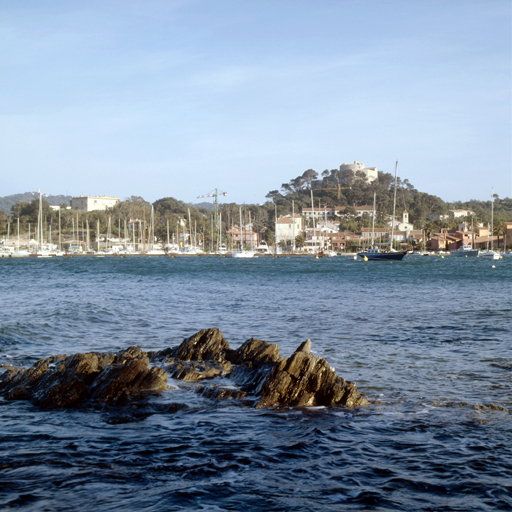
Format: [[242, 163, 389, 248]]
[[301, 169, 318, 189], [493, 220, 505, 249], [265, 190, 281, 201], [295, 234, 305, 248]]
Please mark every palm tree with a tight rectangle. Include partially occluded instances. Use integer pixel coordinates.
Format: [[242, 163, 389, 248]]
[[493, 220, 505, 250], [295, 234, 306, 249]]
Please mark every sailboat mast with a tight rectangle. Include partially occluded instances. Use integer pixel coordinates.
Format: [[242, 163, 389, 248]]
[[390, 160, 398, 250], [58, 207, 61, 251], [239, 206, 243, 252], [39, 190, 43, 252], [292, 200, 296, 252], [187, 208, 192, 248], [371, 192, 376, 248], [491, 187, 494, 251], [249, 211, 252, 251], [471, 216, 474, 250], [311, 190, 315, 252]]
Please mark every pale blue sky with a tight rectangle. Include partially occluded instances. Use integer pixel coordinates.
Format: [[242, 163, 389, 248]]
[[1, 0, 510, 205]]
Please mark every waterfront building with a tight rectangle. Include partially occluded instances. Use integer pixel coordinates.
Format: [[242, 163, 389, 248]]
[[361, 227, 390, 240], [70, 196, 120, 212], [226, 226, 258, 247], [275, 214, 302, 245], [329, 232, 359, 252]]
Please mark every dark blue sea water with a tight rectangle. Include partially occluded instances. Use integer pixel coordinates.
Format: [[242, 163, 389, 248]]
[[0, 255, 511, 511]]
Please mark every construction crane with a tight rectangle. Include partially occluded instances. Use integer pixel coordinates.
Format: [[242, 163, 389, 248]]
[[197, 188, 227, 222], [197, 188, 228, 249]]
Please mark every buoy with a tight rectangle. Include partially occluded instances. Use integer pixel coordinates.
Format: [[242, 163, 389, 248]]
[[492, 265, 496, 268], [441, 256, 444, 259], [315, 255, 319, 259], [500, 255, 503, 259], [363, 256, 368, 261], [465, 255, 468, 258]]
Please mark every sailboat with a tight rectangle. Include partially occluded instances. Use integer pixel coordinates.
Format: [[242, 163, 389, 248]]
[[33, 190, 52, 258], [232, 207, 254, 258], [357, 162, 407, 261], [146, 206, 165, 255], [479, 188, 500, 260]]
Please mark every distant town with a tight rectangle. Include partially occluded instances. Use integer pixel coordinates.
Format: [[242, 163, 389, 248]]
[[1, 161, 511, 255]]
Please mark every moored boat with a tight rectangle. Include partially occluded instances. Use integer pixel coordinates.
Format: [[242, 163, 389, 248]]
[[450, 244, 479, 257]]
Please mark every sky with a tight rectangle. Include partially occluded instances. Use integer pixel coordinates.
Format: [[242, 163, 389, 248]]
[[1, 0, 511, 205]]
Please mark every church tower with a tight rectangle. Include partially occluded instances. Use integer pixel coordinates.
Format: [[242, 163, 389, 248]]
[[402, 210, 409, 224]]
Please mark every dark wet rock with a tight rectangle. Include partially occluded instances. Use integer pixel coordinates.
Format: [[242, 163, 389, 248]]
[[165, 360, 231, 382], [0, 328, 369, 412], [490, 361, 512, 371], [30, 352, 115, 408], [0, 368, 21, 390], [255, 342, 369, 408], [226, 337, 282, 366], [89, 359, 167, 403], [3, 354, 69, 400], [154, 327, 230, 364], [196, 384, 248, 400], [228, 338, 282, 393], [0, 348, 167, 408], [473, 403, 509, 413]]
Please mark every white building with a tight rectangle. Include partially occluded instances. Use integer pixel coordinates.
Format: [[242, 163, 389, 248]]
[[448, 209, 475, 219], [275, 214, 302, 245], [428, 213, 449, 221], [388, 211, 414, 231], [339, 161, 378, 183], [302, 205, 374, 220], [70, 196, 120, 212]]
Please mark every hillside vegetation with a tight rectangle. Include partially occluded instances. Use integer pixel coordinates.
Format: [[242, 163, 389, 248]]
[[1, 168, 510, 244]]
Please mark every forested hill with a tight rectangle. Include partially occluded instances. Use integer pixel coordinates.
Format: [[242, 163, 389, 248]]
[[0, 192, 71, 215], [266, 168, 512, 227]]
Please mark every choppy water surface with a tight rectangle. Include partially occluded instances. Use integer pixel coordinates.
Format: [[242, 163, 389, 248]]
[[0, 256, 511, 511]]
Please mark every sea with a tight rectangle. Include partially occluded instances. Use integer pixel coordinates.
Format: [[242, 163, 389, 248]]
[[0, 255, 511, 511]]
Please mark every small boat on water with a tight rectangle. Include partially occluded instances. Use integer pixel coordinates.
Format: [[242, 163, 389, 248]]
[[232, 250, 254, 258], [479, 250, 500, 260], [255, 241, 271, 254], [358, 247, 407, 261], [451, 244, 479, 257], [317, 250, 337, 257], [357, 164, 408, 261]]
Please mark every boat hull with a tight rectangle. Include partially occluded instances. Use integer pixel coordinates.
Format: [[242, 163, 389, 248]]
[[357, 251, 407, 261], [478, 251, 500, 260], [232, 252, 254, 258]]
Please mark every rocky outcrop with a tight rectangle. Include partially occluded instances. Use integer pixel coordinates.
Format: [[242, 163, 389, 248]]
[[152, 327, 229, 363], [256, 340, 369, 408], [0, 347, 167, 408], [0, 328, 369, 411], [152, 327, 232, 382]]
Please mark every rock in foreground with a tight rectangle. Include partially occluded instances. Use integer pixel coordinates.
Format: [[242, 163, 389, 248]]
[[0, 328, 368, 410], [0, 347, 167, 408]]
